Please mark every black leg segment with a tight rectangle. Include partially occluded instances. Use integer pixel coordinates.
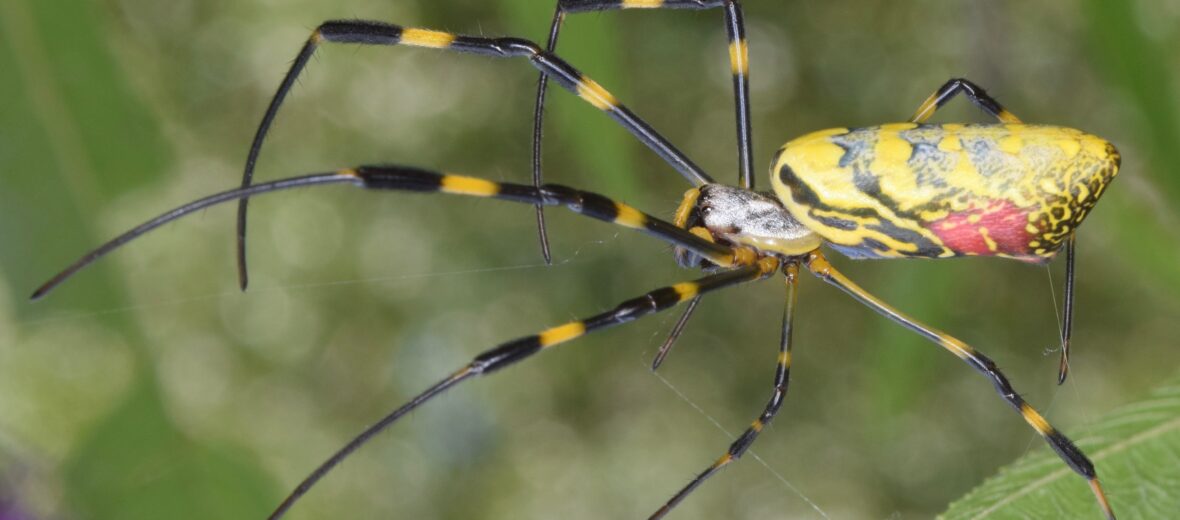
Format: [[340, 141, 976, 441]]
[[33, 165, 752, 300], [529, 0, 754, 263], [804, 250, 1115, 520], [235, 20, 716, 288], [909, 77, 1023, 124], [267, 258, 780, 520], [650, 262, 799, 519]]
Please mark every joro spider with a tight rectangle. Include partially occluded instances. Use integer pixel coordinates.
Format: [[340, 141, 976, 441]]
[[33, 1, 1122, 519]]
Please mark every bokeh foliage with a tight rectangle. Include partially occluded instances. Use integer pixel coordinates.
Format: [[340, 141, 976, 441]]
[[2, 0, 1179, 518]]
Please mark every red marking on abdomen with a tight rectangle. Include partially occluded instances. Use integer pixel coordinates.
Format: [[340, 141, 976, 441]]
[[929, 200, 1036, 258]]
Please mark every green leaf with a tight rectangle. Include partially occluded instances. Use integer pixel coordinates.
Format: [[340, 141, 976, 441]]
[[943, 373, 1180, 519]]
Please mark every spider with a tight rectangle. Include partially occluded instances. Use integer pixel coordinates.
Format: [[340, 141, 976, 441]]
[[32, 1, 1122, 519]]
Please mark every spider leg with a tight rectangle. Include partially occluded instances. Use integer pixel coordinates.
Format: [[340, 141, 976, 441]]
[[1058, 233, 1077, 384], [653, 186, 714, 369], [911, 80, 1081, 384], [722, 0, 754, 188], [909, 77, 1023, 124], [650, 261, 798, 519], [33, 166, 753, 300], [531, 5, 564, 265], [651, 294, 702, 370], [805, 250, 1116, 520], [531, 0, 752, 262], [234, 21, 716, 290], [267, 257, 780, 520]]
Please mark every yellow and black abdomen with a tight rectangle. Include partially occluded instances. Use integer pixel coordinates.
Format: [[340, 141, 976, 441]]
[[770, 123, 1119, 262]]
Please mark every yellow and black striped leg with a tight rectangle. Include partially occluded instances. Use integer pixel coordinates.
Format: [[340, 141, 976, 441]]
[[530, 0, 752, 262], [266, 258, 780, 520], [539, 0, 752, 185], [804, 250, 1116, 520], [909, 77, 1022, 124], [911, 79, 1080, 385], [232, 20, 716, 290], [721, 0, 754, 189], [651, 262, 799, 519], [33, 166, 756, 300], [653, 187, 712, 370], [1058, 234, 1077, 384]]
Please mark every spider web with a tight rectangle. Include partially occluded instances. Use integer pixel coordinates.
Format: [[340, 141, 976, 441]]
[[650, 369, 831, 518]]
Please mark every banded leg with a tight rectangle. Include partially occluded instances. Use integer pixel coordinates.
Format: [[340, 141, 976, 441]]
[[909, 77, 1023, 124], [804, 250, 1116, 520], [911, 80, 1082, 383], [233, 20, 716, 289], [266, 258, 780, 520], [651, 261, 798, 519], [530, 1, 753, 262], [653, 186, 711, 369], [33, 166, 753, 300]]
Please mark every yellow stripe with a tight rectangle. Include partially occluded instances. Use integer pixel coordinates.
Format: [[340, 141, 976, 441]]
[[576, 76, 618, 111], [673, 188, 701, 228], [778, 350, 791, 367], [671, 282, 699, 301], [1020, 403, 1054, 436], [910, 94, 939, 123], [996, 109, 1022, 124], [614, 202, 647, 228], [337, 167, 360, 177], [441, 175, 500, 196], [688, 226, 714, 243], [751, 419, 764, 432], [401, 28, 455, 49], [729, 39, 749, 76], [940, 337, 975, 360], [622, 0, 664, 7], [539, 321, 586, 348], [684, 226, 732, 267]]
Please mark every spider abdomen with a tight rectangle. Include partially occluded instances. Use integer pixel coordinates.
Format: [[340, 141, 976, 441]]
[[770, 123, 1119, 261]]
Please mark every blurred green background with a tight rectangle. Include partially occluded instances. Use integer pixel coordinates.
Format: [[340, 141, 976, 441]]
[[2, 0, 1179, 518]]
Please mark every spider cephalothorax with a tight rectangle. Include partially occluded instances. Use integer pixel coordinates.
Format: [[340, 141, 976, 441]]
[[674, 184, 819, 269]]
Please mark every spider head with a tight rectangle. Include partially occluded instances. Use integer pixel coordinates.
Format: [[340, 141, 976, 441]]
[[674, 184, 822, 269]]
